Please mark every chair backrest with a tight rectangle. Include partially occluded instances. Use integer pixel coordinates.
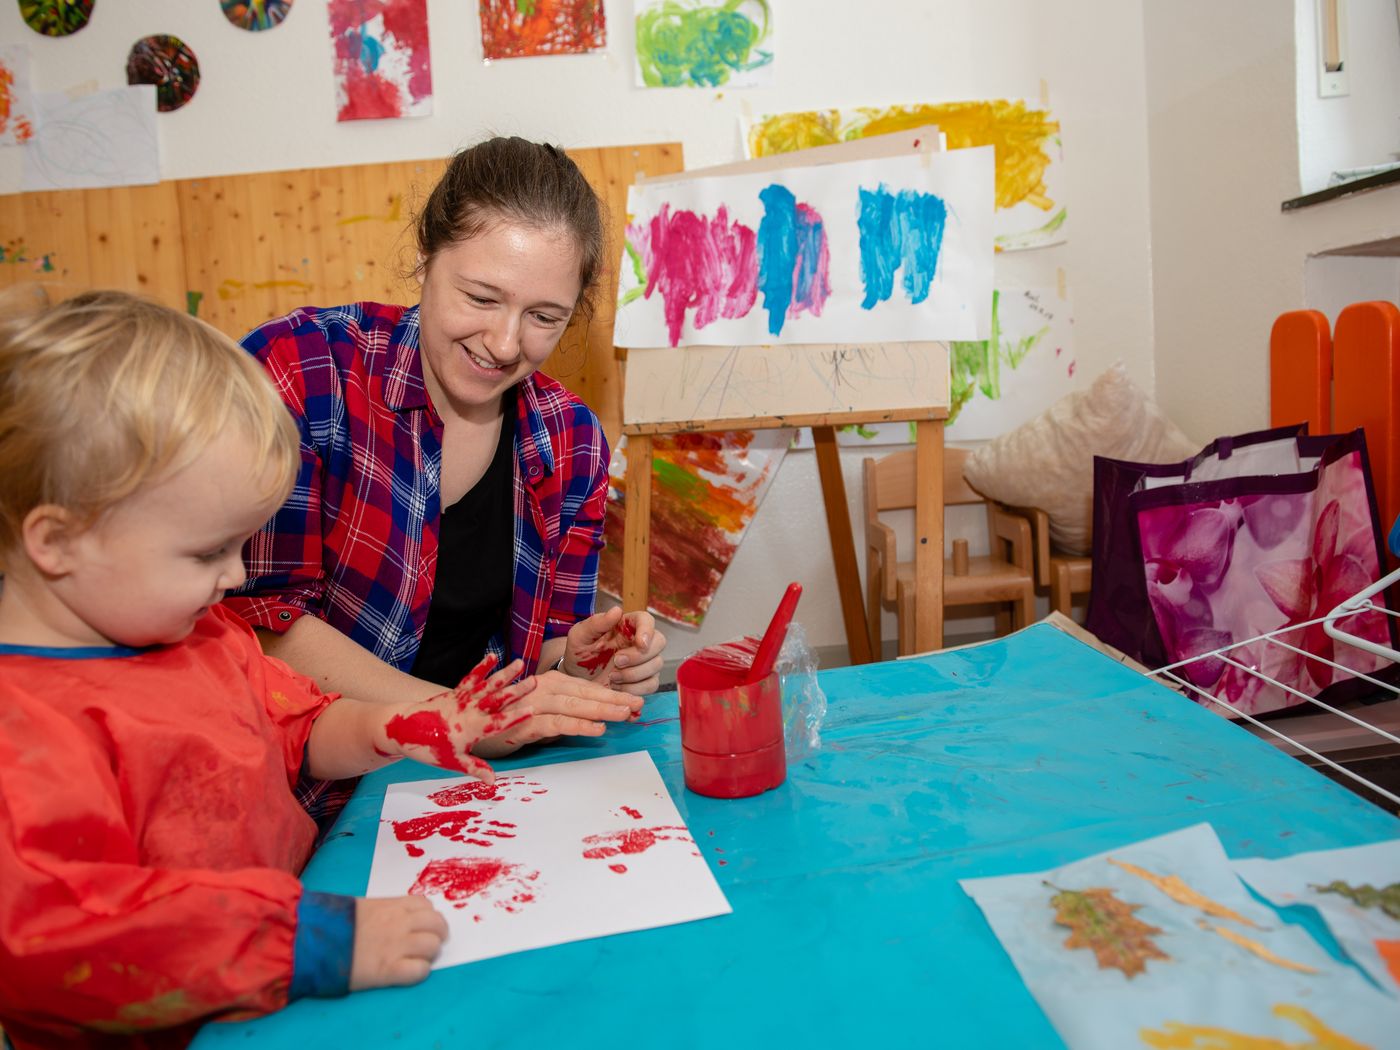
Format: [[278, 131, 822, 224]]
[[1334, 300, 1400, 548], [1269, 309, 1332, 433], [865, 447, 984, 513]]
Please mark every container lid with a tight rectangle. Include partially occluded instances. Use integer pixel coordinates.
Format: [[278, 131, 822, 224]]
[[676, 635, 760, 690]]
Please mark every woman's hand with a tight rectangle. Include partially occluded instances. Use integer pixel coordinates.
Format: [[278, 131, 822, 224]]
[[379, 655, 534, 783], [470, 669, 642, 758], [563, 607, 668, 695]]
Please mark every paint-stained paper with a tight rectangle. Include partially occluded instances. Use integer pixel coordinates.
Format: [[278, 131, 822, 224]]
[[366, 753, 731, 970], [479, 0, 607, 59], [634, 0, 773, 88], [598, 430, 788, 627], [961, 823, 1400, 1050], [1234, 839, 1400, 995], [328, 0, 433, 122], [616, 147, 994, 348], [22, 85, 159, 191], [0, 47, 38, 147], [748, 99, 1067, 252]]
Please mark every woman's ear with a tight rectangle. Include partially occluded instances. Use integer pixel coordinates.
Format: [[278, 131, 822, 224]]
[[21, 505, 81, 577]]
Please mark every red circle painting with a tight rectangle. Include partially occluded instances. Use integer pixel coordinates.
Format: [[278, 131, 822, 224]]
[[220, 0, 293, 32], [19, 0, 95, 37], [126, 35, 201, 112]]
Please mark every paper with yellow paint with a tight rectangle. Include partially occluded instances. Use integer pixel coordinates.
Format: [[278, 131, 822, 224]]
[[747, 98, 1066, 251], [960, 824, 1400, 1050], [1234, 838, 1400, 995]]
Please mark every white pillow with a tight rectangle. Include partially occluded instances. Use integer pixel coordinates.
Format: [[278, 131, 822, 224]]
[[963, 363, 1198, 555]]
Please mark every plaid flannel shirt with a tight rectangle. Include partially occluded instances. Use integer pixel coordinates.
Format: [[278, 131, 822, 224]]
[[226, 303, 608, 822]]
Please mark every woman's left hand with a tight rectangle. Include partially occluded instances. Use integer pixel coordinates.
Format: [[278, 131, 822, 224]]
[[563, 607, 667, 696]]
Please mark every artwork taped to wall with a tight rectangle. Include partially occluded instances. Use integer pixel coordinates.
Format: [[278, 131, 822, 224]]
[[22, 85, 159, 191], [748, 99, 1066, 252], [615, 147, 994, 348], [0, 47, 37, 147], [126, 35, 201, 113], [19, 0, 93, 37], [479, 0, 607, 59], [634, 0, 773, 88], [599, 429, 788, 627], [221, 0, 294, 32], [366, 752, 731, 970], [961, 823, 1400, 1050], [328, 0, 433, 121]]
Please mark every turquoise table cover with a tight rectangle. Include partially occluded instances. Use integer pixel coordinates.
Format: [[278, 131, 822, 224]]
[[194, 625, 1399, 1048]]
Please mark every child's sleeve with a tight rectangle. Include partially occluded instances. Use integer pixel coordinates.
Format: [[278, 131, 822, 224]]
[[0, 692, 347, 1039]]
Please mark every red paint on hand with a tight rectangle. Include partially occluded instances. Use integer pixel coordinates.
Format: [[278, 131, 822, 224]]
[[385, 709, 467, 773]]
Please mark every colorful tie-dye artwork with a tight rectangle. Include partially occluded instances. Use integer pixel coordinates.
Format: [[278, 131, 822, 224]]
[[221, 0, 294, 32], [126, 35, 201, 113], [598, 430, 787, 626], [616, 148, 993, 349], [478, 0, 607, 59], [961, 824, 1400, 1050], [18, 0, 93, 37], [328, 0, 433, 122], [0, 47, 37, 147], [749, 99, 1066, 252], [634, 0, 773, 89]]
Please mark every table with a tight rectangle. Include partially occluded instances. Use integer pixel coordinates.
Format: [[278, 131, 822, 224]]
[[195, 624, 1400, 1048]]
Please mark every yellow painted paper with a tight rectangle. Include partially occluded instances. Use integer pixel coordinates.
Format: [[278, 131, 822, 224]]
[[1141, 1003, 1371, 1050], [1197, 920, 1319, 975]]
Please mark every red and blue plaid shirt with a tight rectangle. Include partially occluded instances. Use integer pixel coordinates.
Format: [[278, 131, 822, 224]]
[[227, 301, 609, 686]]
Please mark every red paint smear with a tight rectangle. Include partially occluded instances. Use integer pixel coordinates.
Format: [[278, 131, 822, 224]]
[[386, 709, 466, 772], [634, 204, 758, 346], [329, 0, 432, 121], [621, 806, 643, 820], [488, 820, 516, 828], [581, 826, 691, 860], [608, 863, 628, 874], [577, 645, 617, 673], [430, 781, 503, 805], [409, 857, 519, 909], [718, 860, 728, 866], [462, 838, 493, 848], [620, 618, 638, 643], [404, 843, 424, 857], [483, 829, 516, 838], [392, 810, 482, 842]]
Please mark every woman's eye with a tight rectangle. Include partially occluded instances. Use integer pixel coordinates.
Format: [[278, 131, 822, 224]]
[[533, 312, 566, 327], [467, 294, 494, 306]]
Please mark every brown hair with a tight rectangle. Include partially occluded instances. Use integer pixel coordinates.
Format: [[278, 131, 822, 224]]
[[0, 288, 299, 560], [416, 137, 606, 317]]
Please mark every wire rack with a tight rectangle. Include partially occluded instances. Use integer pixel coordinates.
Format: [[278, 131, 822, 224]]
[[1151, 566, 1400, 810]]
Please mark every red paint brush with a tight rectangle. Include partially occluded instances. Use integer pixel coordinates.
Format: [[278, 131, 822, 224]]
[[747, 582, 802, 683]]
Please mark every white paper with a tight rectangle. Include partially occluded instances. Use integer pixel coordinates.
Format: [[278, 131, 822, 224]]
[[616, 147, 995, 348], [22, 85, 159, 191], [634, 0, 774, 89], [367, 752, 731, 969], [0, 47, 38, 148]]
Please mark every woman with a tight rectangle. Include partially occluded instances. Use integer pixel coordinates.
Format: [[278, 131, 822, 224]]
[[227, 138, 666, 805]]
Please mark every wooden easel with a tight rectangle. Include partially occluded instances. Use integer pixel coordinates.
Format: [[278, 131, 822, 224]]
[[621, 410, 947, 664]]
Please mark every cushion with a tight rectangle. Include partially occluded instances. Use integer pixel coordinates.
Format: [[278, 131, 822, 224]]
[[963, 363, 1198, 555]]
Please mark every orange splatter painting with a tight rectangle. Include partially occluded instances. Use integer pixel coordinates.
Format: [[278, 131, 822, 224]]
[[599, 430, 787, 626], [0, 47, 37, 146], [479, 0, 607, 60]]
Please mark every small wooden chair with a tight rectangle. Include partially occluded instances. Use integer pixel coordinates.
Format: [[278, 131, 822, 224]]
[[1007, 505, 1093, 618], [864, 447, 1036, 657]]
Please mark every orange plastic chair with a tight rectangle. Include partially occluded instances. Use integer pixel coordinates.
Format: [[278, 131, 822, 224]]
[[1334, 301, 1400, 545], [1269, 309, 1332, 432]]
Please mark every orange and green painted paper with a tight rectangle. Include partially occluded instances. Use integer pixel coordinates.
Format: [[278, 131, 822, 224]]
[[478, 0, 607, 60]]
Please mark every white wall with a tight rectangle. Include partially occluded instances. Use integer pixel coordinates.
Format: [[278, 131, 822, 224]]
[[1295, 0, 1400, 194], [1145, 0, 1400, 446], [2, 1, 1157, 664]]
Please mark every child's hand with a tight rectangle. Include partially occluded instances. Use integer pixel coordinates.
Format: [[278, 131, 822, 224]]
[[350, 896, 448, 990], [381, 655, 535, 783], [563, 608, 667, 695]]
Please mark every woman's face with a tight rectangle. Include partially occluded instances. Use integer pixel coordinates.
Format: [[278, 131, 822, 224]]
[[417, 218, 584, 419]]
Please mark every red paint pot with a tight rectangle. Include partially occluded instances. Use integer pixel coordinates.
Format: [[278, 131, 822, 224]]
[[677, 645, 786, 799]]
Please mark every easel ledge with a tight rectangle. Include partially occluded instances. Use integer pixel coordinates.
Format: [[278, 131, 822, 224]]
[[621, 409, 948, 665]]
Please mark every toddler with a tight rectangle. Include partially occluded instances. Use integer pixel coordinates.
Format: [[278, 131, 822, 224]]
[[0, 290, 533, 1047]]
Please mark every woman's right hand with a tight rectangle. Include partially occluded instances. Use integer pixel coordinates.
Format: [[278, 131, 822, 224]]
[[351, 896, 448, 990], [471, 670, 643, 759]]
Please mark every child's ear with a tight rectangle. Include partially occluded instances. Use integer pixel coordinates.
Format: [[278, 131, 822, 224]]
[[21, 505, 81, 576]]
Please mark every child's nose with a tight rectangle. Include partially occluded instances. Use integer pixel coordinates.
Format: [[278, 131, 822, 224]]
[[220, 553, 247, 592]]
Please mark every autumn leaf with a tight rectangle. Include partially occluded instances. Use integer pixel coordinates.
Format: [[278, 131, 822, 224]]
[[1109, 856, 1261, 928], [1046, 882, 1168, 978], [1311, 880, 1400, 922], [1196, 919, 1319, 974]]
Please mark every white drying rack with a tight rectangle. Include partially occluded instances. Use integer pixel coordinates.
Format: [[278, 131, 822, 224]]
[[1151, 565, 1400, 810]]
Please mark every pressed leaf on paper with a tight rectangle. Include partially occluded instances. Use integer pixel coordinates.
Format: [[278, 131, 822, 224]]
[[1311, 880, 1400, 922], [1108, 856, 1261, 928], [1046, 882, 1168, 978], [1140, 1002, 1372, 1050], [1196, 919, 1319, 974]]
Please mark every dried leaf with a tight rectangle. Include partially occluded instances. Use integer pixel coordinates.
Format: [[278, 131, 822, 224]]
[[1141, 1003, 1372, 1050], [1109, 856, 1261, 928], [1311, 880, 1400, 922], [1196, 919, 1319, 974], [1046, 882, 1168, 978]]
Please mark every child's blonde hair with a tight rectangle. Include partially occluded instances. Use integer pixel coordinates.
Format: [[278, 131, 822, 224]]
[[0, 288, 298, 558]]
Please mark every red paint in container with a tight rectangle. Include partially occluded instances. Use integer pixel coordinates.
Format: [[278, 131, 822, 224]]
[[677, 640, 786, 799]]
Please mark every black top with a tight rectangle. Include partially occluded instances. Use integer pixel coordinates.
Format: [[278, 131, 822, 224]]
[[410, 390, 516, 687]]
